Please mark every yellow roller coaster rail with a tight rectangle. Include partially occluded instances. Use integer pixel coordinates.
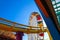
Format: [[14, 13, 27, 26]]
[[0, 18, 46, 33], [0, 18, 52, 40]]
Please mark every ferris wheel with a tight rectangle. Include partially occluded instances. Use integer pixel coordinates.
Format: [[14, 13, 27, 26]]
[[28, 12, 44, 40], [0, 12, 52, 40], [28, 12, 51, 40]]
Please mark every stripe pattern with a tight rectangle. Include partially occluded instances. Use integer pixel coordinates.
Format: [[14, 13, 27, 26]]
[[29, 12, 44, 40], [36, 14, 44, 37]]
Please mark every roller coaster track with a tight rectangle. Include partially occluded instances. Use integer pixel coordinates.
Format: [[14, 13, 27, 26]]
[[0, 18, 47, 33], [0, 18, 52, 40]]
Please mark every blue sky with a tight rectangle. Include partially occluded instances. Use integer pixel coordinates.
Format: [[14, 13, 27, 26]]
[[0, 0, 60, 40], [0, 0, 40, 40], [0, 0, 40, 25]]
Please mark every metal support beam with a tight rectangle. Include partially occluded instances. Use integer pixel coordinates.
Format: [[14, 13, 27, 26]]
[[35, 0, 60, 40]]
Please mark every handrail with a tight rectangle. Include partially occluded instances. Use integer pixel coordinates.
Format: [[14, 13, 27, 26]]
[[0, 18, 47, 30], [0, 18, 47, 33], [0, 18, 52, 40]]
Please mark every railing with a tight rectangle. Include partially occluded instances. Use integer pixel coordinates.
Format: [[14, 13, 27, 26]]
[[0, 18, 53, 40], [0, 18, 47, 33], [0, 18, 48, 29]]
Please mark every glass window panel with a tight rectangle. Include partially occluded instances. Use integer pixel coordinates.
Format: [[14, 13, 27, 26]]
[[52, 1, 56, 4], [53, 5, 57, 8], [58, 8, 60, 10], [55, 9, 58, 11], [51, 0, 60, 27], [57, 4, 60, 6]]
